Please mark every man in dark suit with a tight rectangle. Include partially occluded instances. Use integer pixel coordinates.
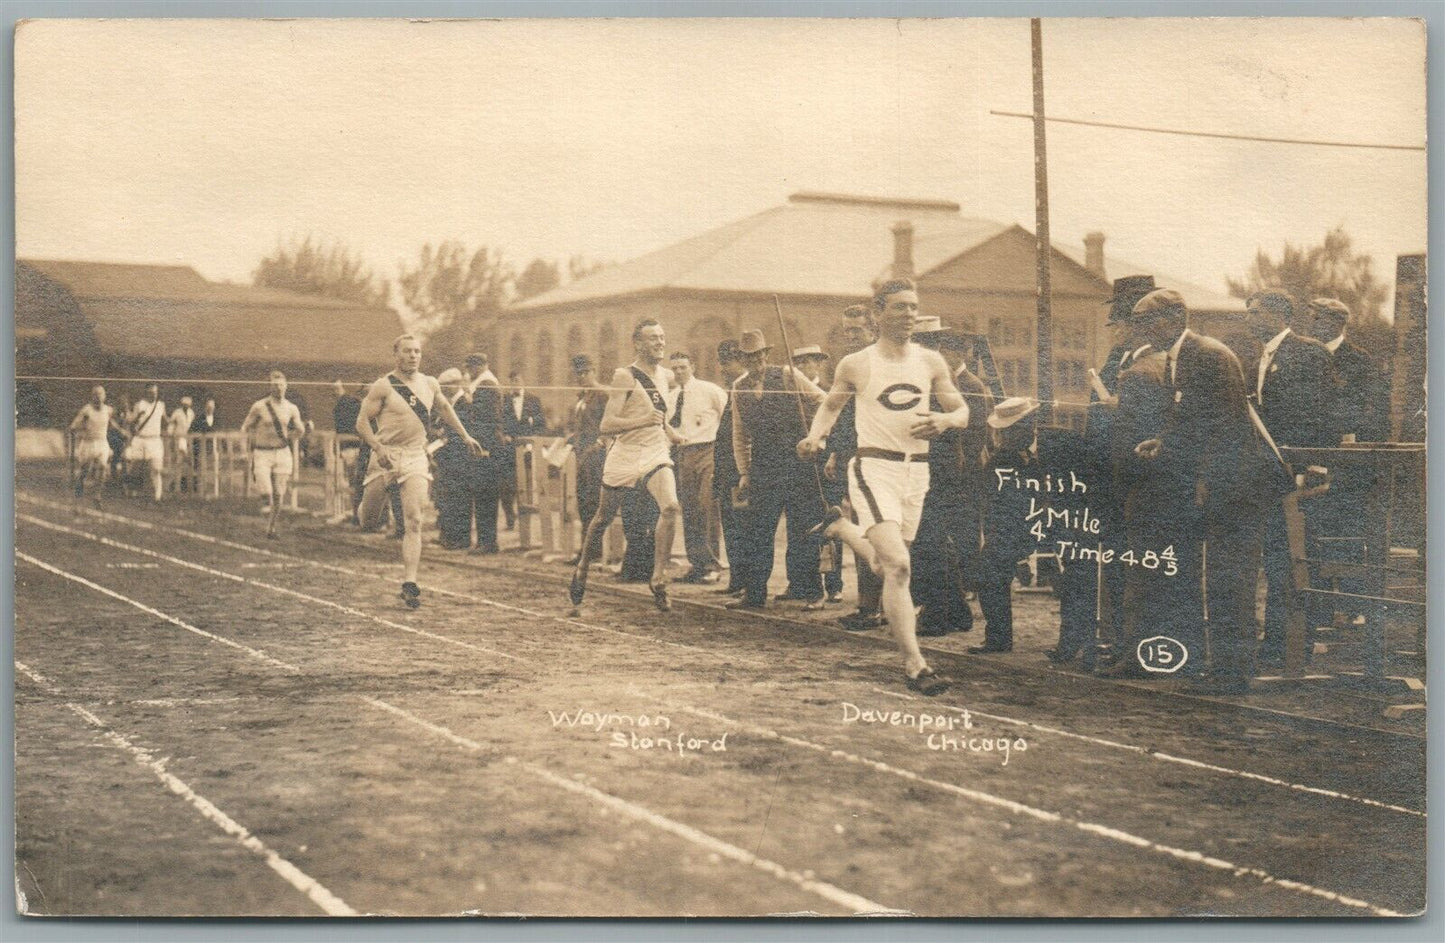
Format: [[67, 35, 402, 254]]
[[711, 340, 748, 594], [971, 397, 1041, 654], [1247, 291, 1338, 669], [1129, 289, 1291, 692], [727, 329, 825, 611], [911, 317, 993, 636], [500, 369, 547, 530], [567, 355, 611, 549], [1085, 274, 1157, 669], [1307, 297, 1389, 444], [189, 396, 221, 495], [1306, 296, 1391, 614]]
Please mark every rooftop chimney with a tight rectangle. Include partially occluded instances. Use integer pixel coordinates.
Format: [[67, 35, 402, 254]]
[[891, 221, 915, 279], [1083, 231, 1107, 280]]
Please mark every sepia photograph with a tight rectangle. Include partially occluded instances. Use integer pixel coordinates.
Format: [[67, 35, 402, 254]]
[[11, 14, 1429, 919]]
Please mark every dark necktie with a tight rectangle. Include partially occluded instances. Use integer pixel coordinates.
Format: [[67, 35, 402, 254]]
[[670, 388, 685, 429]]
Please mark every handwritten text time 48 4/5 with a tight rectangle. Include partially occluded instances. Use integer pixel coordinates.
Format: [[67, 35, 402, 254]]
[[1054, 540, 1179, 576]]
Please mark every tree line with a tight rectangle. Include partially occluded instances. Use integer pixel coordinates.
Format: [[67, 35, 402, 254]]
[[255, 226, 1398, 365], [253, 235, 607, 353]]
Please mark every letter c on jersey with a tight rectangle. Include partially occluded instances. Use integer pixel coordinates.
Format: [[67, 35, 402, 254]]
[[877, 383, 924, 412]]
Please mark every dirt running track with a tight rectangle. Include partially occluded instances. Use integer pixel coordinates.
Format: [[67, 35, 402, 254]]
[[12, 484, 1426, 918]]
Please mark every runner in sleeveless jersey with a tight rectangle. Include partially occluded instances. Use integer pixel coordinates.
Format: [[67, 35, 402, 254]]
[[240, 370, 307, 539], [125, 383, 169, 502], [568, 318, 684, 616], [69, 385, 123, 506], [356, 334, 485, 608], [798, 279, 971, 695]]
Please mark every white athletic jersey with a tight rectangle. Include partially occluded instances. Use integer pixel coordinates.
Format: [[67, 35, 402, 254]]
[[609, 362, 672, 457], [128, 399, 167, 437], [73, 403, 112, 441], [243, 397, 305, 449], [853, 344, 933, 455], [371, 373, 437, 451]]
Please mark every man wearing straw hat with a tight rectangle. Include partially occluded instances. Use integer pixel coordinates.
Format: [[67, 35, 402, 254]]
[[799, 278, 971, 695]]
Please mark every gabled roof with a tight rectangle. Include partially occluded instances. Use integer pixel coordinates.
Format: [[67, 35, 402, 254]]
[[515, 191, 1244, 314], [18, 259, 405, 367], [1052, 247, 1244, 313], [515, 192, 1010, 310]]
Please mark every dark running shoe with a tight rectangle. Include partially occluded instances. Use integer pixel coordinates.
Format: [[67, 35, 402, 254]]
[[906, 667, 951, 697], [400, 581, 422, 610], [808, 505, 845, 537]]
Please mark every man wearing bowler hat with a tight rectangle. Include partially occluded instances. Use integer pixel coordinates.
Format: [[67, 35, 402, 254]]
[[729, 328, 827, 611], [1084, 274, 1158, 668]]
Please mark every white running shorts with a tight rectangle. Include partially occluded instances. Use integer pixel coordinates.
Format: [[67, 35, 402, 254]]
[[124, 435, 165, 468], [848, 455, 930, 542], [363, 447, 432, 488], [252, 446, 296, 495], [75, 438, 112, 467]]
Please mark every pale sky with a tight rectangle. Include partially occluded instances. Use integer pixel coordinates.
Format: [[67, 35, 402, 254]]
[[16, 17, 1427, 309]]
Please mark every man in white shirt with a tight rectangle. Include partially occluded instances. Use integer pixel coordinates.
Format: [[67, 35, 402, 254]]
[[125, 383, 168, 502], [167, 395, 195, 492], [668, 351, 730, 583], [242, 370, 308, 537]]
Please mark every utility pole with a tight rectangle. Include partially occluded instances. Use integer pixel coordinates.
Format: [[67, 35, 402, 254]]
[[1031, 18, 1054, 425]]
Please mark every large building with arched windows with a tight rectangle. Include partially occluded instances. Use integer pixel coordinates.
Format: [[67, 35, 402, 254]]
[[503, 191, 1244, 428]]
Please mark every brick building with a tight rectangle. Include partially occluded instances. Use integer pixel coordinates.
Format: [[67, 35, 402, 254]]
[[16, 259, 405, 429], [505, 192, 1244, 427]]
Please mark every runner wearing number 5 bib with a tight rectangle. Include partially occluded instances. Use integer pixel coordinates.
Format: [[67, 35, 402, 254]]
[[356, 334, 486, 609]]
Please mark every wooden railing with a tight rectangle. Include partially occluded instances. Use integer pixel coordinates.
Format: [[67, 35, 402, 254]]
[[1278, 443, 1425, 697]]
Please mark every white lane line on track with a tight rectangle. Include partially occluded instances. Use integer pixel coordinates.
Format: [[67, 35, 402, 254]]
[[17, 514, 529, 665], [23, 496, 1423, 825], [22, 504, 1416, 917], [15, 551, 889, 916], [868, 688, 1425, 819], [14, 660, 356, 917], [360, 697, 895, 916], [18, 494, 707, 655], [17, 552, 301, 673], [643, 693, 1404, 918]]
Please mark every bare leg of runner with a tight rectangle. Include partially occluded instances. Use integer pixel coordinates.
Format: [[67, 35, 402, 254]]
[[358, 476, 392, 531], [570, 486, 626, 614], [267, 469, 289, 538], [823, 514, 881, 574], [398, 475, 428, 587], [644, 468, 682, 611], [854, 520, 946, 694]]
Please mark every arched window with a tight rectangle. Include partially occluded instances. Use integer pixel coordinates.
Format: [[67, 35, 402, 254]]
[[566, 324, 587, 367], [536, 331, 554, 388], [509, 334, 527, 381], [598, 323, 620, 375], [688, 316, 733, 382]]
